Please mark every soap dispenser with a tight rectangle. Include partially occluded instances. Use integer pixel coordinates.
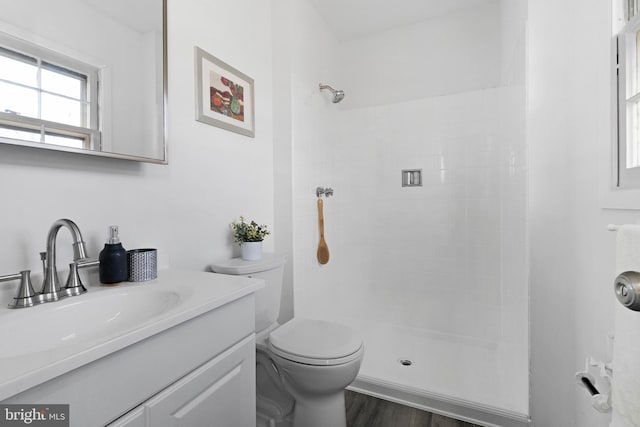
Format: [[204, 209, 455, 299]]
[[99, 225, 127, 284]]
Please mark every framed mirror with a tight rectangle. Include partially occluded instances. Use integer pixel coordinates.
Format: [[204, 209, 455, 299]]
[[0, 0, 167, 164]]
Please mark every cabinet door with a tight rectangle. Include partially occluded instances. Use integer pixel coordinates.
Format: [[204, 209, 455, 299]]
[[109, 335, 256, 427]]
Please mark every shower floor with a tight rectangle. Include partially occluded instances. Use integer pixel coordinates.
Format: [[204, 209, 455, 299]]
[[342, 319, 529, 427]]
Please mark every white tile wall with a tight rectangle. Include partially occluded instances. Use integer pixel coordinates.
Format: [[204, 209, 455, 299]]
[[295, 85, 527, 342]]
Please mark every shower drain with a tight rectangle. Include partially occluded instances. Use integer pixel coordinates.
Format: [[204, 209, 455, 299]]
[[398, 358, 413, 366]]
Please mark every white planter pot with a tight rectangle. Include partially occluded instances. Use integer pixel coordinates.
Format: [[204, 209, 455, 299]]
[[242, 241, 263, 261]]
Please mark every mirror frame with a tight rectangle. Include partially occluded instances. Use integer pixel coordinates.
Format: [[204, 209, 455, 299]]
[[0, 0, 168, 164]]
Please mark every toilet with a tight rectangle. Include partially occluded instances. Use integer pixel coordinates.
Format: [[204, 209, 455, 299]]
[[210, 254, 363, 427]]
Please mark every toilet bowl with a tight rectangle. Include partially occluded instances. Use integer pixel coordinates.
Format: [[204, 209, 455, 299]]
[[210, 255, 364, 427], [268, 318, 363, 427]]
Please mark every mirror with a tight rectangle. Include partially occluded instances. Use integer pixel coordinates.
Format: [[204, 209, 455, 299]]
[[0, 0, 166, 164]]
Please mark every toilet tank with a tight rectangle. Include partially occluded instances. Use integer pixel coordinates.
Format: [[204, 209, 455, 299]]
[[210, 254, 286, 334]]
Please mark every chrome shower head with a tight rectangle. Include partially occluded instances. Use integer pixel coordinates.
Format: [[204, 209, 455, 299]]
[[319, 84, 345, 103], [332, 90, 345, 103]]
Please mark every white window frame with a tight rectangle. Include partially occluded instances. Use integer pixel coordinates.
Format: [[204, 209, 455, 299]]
[[617, 18, 640, 187], [597, 0, 640, 209], [0, 32, 101, 150]]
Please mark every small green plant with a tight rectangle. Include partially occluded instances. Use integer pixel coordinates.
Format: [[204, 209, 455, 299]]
[[230, 216, 270, 245]]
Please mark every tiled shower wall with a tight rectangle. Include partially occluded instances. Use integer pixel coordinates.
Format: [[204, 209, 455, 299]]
[[290, 0, 527, 345], [297, 85, 526, 343]]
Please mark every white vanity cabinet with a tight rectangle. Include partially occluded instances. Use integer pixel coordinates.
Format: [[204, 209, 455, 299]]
[[0, 271, 262, 427]]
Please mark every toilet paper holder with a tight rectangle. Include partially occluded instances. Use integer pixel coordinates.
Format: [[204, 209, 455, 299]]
[[576, 356, 612, 413], [578, 373, 600, 396], [614, 271, 640, 311]]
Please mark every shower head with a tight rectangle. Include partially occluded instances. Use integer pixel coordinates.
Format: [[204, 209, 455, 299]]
[[333, 90, 345, 103], [319, 84, 345, 103]]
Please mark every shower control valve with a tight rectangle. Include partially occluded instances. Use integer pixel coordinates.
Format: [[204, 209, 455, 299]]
[[316, 187, 334, 198]]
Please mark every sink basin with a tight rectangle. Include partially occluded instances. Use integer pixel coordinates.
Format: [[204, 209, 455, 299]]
[[0, 289, 180, 358]]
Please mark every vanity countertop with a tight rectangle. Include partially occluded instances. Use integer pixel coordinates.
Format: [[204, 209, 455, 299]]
[[0, 269, 263, 402]]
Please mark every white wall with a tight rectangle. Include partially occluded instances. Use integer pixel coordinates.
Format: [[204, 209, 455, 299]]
[[528, 0, 638, 426], [284, 0, 341, 321], [499, 1, 527, 87], [0, 0, 274, 282], [271, 0, 295, 322], [338, 1, 501, 109]]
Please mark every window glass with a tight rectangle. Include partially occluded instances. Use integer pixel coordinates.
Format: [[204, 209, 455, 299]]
[[0, 53, 37, 88], [44, 133, 85, 149], [636, 31, 640, 93], [0, 126, 40, 143], [0, 81, 38, 117], [41, 93, 84, 127], [628, 99, 640, 168], [0, 38, 98, 151], [0, 126, 85, 148], [41, 65, 84, 100]]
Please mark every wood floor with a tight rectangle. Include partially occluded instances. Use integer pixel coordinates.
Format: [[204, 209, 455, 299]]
[[345, 391, 481, 427]]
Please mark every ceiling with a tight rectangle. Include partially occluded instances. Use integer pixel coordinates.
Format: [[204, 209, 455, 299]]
[[308, 0, 495, 41]]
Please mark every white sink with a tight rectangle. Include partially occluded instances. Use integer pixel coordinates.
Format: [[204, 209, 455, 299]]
[[0, 269, 264, 402], [1, 288, 181, 358]]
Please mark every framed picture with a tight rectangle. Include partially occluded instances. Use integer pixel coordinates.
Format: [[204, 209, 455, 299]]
[[195, 47, 255, 137]]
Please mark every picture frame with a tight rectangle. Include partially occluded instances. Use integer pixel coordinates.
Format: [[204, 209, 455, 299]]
[[194, 46, 255, 137]]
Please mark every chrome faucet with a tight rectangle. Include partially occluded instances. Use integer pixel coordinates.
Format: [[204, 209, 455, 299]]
[[2, 219, 93, 308], [40, 219, 89, 302]]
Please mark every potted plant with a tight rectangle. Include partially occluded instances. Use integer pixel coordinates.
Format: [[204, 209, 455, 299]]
[[230, 216, 270, 261]]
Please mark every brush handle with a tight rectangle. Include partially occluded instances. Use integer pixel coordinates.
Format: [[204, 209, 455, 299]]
[[318, 199, 325, 238]]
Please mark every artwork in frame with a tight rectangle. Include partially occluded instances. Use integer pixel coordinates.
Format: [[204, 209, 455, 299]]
[[195, 46, 255, 137]]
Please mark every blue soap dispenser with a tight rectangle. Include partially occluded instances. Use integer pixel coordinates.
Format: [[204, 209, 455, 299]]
[[99, 225, 128, 285]]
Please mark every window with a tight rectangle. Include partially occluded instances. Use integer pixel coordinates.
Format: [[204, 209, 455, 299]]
[[0, 34, 100, 150]]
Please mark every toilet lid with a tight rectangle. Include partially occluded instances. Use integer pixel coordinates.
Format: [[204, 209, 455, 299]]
[[268, 318, 363, 366]]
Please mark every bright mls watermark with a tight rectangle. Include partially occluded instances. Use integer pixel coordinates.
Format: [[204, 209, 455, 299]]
[[0, 405, 69, 426]]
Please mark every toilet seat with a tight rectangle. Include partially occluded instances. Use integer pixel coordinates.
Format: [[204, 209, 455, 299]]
[[268, 318, 363, 366]]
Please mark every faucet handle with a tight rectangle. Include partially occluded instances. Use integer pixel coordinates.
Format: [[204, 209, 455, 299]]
[[63, 263, 87, 297], [40, 252, 47, 275], [77, 259, 100, 269], [2, 270, 43, 309]]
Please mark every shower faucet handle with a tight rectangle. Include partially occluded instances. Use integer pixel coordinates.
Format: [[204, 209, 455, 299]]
[[316, 187, 334, 198]]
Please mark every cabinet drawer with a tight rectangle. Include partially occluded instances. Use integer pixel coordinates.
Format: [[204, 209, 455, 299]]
[[109, 334, 256, 427]]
